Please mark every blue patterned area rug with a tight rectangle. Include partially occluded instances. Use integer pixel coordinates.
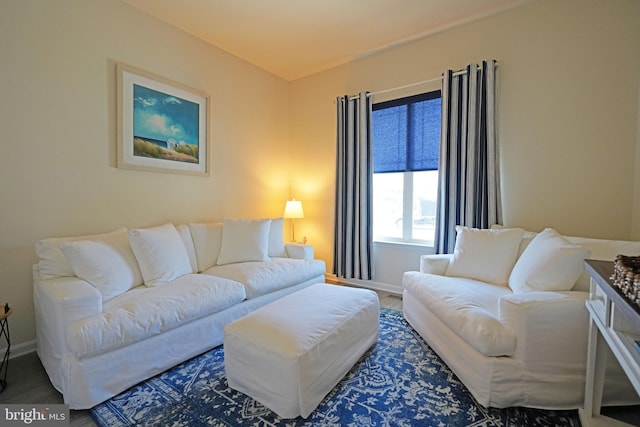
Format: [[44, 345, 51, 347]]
[[90, 308, 580, 426]]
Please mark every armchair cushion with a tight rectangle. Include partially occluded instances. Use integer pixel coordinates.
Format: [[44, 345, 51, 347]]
[[509, 228, 590, 293], [403, 271, 515, 356], [445, 226, 524, 286]]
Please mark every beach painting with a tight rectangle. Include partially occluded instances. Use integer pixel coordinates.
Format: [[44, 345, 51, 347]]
[[117, 63, 209, 176]]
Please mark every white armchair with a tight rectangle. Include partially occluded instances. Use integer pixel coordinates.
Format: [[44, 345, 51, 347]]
[[402, 227, 640, 409]]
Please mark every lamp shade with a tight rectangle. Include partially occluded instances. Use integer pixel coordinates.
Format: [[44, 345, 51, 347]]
[[283, 199, 304, 219]]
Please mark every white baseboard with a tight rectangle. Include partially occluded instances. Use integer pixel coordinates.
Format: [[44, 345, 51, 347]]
[[324, 274, 402, 295], [0, 339, 36, 360]]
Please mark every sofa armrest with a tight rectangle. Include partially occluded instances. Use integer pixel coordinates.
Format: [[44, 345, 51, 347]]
[[499, 291, 589, 363], [420, 254, 452, 275], [285, 243, 314, 260], [33, 266, 102, 357]]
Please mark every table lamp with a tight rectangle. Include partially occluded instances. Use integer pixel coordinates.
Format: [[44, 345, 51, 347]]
[[283, 199, 304, 242]]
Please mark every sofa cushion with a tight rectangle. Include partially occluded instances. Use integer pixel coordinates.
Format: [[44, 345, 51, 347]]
[[567, 235, 640, 291], [509, 228, 591, 293], [445, 226, 524, 286], [203, 258, 326, 299], [36, 228, 143, 285], [176, 224, 198, 274], [491, 224, 537, 257], [269, 218, 287, 257], [60, 240, 138, 301], [66, 274, 246, 357], [188, 222, 223, 272], [128, 223, 193, 286], [403, 271, 516, 356], [217, 218, 271, 265]]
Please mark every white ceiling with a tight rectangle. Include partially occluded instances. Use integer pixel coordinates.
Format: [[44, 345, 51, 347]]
[[120, 0, 532, 81]]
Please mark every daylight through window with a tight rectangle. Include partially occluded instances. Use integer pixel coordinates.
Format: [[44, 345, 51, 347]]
[[372, 91, 442, 245]]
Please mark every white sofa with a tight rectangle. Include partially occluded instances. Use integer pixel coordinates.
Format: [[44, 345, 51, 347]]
[[402, 226, 640, 410], [33, 218, 326, 409]]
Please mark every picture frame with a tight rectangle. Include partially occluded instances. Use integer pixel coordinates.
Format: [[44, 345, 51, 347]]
[[116, 63, 210, 176]]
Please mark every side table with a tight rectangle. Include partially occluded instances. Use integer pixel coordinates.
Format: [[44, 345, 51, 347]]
[[0, 305, 12, 393], [579, 260, 640, 426]]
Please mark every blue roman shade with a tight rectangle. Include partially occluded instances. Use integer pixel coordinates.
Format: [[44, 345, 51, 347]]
[[372, 91, 442, 173]]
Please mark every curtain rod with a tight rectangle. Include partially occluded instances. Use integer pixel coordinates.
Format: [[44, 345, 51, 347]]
[[347, 62, 498, 101]]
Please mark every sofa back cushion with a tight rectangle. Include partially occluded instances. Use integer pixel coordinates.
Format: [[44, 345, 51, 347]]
[[217, 218, 271, 265], [60, 240, 139, 301], [189, 219, 287, 270], [494, 225, 640, 292], [445, 226, 524, 286], [176, 224, 198, 273], [268, 218, 287, 257], [566, 235, 640, 291], [128, 223, 192, 286], [36, 227, 143, 286], [188, 222, 223, 272], [509, 228, 591, 293]]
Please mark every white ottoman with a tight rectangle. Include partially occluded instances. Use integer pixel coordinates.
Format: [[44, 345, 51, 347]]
[[223, 283, 379, 419]]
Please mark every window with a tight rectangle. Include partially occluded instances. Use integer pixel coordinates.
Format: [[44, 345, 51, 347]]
[[372, 91, 442, 245]]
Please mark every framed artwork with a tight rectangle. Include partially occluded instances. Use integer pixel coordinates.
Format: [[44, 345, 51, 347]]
[[117, 63, 210, 176]]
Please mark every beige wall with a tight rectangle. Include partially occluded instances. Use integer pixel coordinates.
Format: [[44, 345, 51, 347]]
[[290, 0, 640, 277], [0, 0, 290, 349], [2, 0, 640, 349]]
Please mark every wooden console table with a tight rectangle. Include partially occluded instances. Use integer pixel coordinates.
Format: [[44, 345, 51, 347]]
[[579, 260, 640, 426]]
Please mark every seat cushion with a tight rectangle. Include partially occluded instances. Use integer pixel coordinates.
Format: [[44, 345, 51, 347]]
[[203, 258, 326, 299], [403, 271, 516, 356], [67, 274, 246, 357]]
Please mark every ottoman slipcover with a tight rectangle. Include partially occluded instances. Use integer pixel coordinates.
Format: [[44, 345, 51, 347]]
[[224, 283, 379, 419]]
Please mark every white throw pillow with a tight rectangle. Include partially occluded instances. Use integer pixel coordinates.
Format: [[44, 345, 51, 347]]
[[268, 218, 287, 257], [217, 218, 271, 265], [36, 227, 143, 284], [445, 226, 524, 286], [128, 223, 192, 286], [61, 240, 137, 301], [509, 228, 591, 293]]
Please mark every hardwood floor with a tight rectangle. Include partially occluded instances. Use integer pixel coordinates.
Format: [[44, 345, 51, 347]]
[[0, 290, 401, 426]]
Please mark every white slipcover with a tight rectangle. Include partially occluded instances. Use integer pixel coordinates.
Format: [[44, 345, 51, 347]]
[[403, 233, 640, 409], [224, 284, 380, 419], [34, 222, 326, 409]]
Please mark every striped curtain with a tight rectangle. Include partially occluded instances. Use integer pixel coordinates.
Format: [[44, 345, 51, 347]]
[[434, 60, 501, 254], [333, 92, 373, 280]]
